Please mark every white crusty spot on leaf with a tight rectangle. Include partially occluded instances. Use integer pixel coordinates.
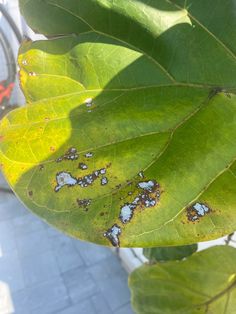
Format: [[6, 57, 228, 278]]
[[55, 172, 77, 192], [104, 224, 121, 247]]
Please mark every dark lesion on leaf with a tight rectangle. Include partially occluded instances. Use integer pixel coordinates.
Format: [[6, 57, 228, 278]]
[[84, 152, 93, 158], [103, 177, 161, 246], [119, 179, 161, 224], [187, 202, 211, 222], [77, 198, 91, 211], [54, 166, 110, 192], [38, 164, 44, 171], [100, 212, 108, 217], [101, 176, 108, 186], [56, 147, 79, 162], [78, 162, 88, 170], [78, 168, 107, 188], [104, 224, 121, 247], [208, 87, 223, 100], [208, 87, 231, 100], [102, 175, 162, 246], [116, 183, 122, 189]]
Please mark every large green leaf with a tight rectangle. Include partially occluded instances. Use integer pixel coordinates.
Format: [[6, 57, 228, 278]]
[[129, 246, 236, 314], [144, 244, 198, 262], [0, 0, 236, 247]]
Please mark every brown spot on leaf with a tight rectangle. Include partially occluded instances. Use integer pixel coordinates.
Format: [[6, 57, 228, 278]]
[[187, 202, 211, 222], [78, 163, 88, 170], [56, 147, 79, 162], [77, 198, 91, 211], [84, 152, 93, 158], [101, 177, 108, 186]]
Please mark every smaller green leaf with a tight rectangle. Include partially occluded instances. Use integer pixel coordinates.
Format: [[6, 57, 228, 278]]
[[129, 246, 236, 314], [143, 244, 198, 263]]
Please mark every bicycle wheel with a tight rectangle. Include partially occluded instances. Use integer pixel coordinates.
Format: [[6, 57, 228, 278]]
[[0, 28, 16, 109], [0, 3, 22, 118]]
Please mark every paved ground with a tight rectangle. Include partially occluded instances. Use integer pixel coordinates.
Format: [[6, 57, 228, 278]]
[[0, 173, 134, 314]]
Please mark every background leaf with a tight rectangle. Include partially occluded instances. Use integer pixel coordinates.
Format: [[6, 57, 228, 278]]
[[0, 1, 236, 247], [143, 244, 198, 262], [129, 246, 236, 314]]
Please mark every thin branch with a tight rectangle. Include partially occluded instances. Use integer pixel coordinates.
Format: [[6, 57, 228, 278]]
[[225, 233, 235, 245], [0, 187, 14, 194]]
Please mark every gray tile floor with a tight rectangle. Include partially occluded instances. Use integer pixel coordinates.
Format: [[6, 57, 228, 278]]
[[0, 173, 134, 314]]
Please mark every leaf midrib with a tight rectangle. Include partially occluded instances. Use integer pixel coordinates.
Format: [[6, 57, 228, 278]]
[[167, 0, 236, 62], [134, 156, 236, 240], [0, 130, 169, 166], [0, 88, 209, 215], [133, 266, 236, 313], [199, 276, 236, 313]]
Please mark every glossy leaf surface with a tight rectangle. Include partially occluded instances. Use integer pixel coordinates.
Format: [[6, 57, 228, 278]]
[[129, 246, 236, 314], [0, 0, 235, 246]]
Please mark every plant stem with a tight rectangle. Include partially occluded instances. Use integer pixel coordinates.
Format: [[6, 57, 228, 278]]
[[0, 187, 13, 194], [225, 233, 235, 245]]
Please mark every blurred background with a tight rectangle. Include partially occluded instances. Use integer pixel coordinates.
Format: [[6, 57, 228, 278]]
[[0, 0, 135, 313], [0, 0, 24, 112], [0, 172, 135, 314]]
